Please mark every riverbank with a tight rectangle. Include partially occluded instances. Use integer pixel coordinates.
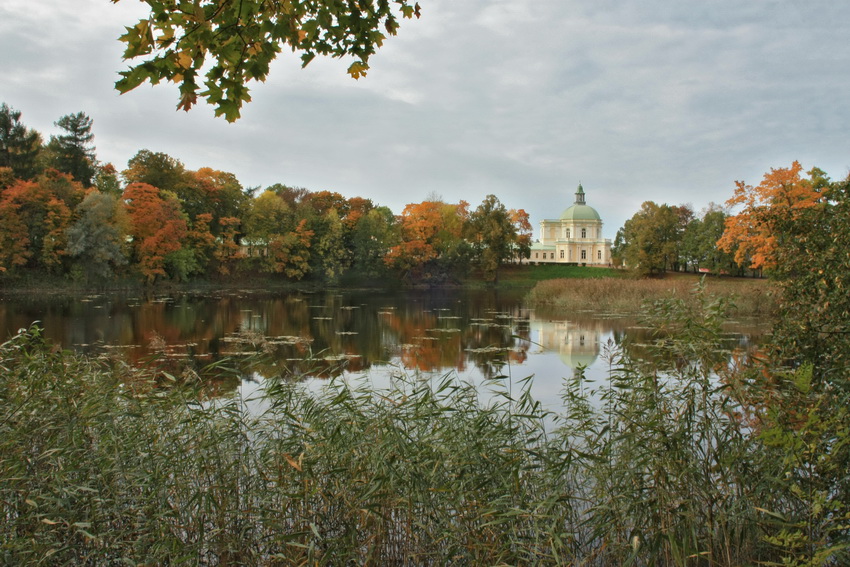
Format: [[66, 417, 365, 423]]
[[0, 264, 623, 295]]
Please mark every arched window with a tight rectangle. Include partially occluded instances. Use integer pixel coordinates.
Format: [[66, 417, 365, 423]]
[[581, 228, 586, 238], [560, 250, 564, 259], [566, 228, 571, 238], [581, 250, 586, 260], [597, 250, 602, 260]]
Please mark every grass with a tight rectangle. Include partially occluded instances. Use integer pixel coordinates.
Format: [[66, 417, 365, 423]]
[[1, 281, 845, 565], [526, 273, 778, 317]]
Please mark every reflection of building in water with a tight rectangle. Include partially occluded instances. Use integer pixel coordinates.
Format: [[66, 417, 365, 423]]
[[530, 316, 605, 370]]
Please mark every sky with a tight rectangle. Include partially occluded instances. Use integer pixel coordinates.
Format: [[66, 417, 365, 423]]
[[2, 0, 850, 236]]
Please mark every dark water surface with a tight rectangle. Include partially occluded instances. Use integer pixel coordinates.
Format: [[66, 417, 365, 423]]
[[0, 288, 768, 408]]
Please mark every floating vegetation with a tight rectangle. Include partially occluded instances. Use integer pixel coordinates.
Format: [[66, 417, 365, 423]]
[[335, 331, 359, 335], [465, 346, 510, 354], [322, 354, 361, 361]]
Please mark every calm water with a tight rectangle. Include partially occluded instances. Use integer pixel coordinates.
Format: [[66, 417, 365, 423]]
[[0, 288, 768, 409]]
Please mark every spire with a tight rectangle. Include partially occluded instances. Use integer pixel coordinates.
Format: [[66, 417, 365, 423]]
[[575, 183, 586, 205]]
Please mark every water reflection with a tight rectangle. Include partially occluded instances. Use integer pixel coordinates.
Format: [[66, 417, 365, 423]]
[[0, 289, 768, 409]]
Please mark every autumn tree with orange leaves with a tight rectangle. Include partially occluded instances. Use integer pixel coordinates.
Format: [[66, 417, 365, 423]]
[[717, 161, 828, 272], [386, 200, 470, 282], [123, 182, 188, 283], [0, 172, 83, 273]]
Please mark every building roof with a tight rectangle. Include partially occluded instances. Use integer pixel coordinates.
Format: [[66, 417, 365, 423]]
[[560, 183, 601, 221]]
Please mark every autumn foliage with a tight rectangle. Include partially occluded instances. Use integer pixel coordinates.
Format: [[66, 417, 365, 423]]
[[718, 161, 825, 270]]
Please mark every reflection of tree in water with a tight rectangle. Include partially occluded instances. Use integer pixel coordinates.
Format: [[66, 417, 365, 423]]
[[0, 289, 766, 396]]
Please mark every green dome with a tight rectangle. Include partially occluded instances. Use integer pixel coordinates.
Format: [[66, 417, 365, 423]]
[[560, 204, 601, 221], [560, 183, 601, 221]]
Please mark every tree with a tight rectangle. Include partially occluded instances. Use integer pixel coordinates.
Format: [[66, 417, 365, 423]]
[[769, 176, 850, 378], [386, 199, 469, 282], [213, 216, 243, 275], [113, 0, 422, 121], [66, 190, 129, 281], [244, 190, 294, 243], [313, 208, 350, 282], [267, 220, 314, 279], [0, 103, 42, 180], [615, 201, 682, 276], [123, 182, 189, 282], [717, 161, 825, 272], [0, 175, 81, 273], [180, 167, 249, 228], [94, 163, 123, 196], [122, 149, 188, 192], [680, 206, 734, 274], [467, 195, 527, 283], [50, 112, 96, 186], [351, 206, 398, 278]]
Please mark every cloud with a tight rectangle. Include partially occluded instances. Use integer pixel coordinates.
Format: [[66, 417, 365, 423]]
[[2, 0, 849, 236]]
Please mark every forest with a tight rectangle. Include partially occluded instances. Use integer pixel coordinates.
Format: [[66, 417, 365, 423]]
[[0, 103, 531, 287], [4, 102, 840, 288]]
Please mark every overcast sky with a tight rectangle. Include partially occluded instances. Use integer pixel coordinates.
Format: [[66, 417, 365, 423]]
[[2, 0, 849, 235]]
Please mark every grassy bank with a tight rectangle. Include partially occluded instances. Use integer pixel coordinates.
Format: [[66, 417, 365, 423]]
[[2, 281, 845, 566], [526, 273, 778, 317]]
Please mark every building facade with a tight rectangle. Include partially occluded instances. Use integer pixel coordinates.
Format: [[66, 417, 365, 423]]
[[529, 184, 612, 265]]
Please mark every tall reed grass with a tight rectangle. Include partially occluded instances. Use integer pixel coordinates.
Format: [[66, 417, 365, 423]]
[[526, 275, 778, 317], [1, 280, 844, 565]]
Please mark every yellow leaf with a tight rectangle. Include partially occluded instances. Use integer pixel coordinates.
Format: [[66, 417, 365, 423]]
[[347, 61, 369, 79], [176, 50, 193, 69], [42, 518, 60, 525], [283, 452, 303, 471]]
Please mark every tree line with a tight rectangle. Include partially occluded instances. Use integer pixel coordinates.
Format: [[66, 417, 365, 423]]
[[0, 103, 531, 286], [612, 161, 840, 278]]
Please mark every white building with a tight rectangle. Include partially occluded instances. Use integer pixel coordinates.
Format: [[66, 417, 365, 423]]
[[529, 184, 612, 265]]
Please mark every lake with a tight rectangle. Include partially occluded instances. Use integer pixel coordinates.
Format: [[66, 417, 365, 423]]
[[0, 288, 768, 409]]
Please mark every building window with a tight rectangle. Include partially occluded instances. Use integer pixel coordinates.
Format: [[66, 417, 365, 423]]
[[581, 228, 586, 238], [597, 228, 601, 238], [566, 228, 570, 238], [551, 253, 555, 259], [597, 250, 602, 260], [534, 252, 538, 259], [581, 250, 586, 260], [560, 250, 564, 259]]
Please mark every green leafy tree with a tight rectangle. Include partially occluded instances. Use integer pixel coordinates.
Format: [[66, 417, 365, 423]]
[[66, 191, 129, 281], [680, 207, 734, 274], [739, 175, 850, 565], [49, 112, 97, 186], [770, 177, 850, 378], [122, 149, 188, 192], [0, 103, 42, 180], [615, 201, 683, 276], [113, 0, 422, 121], [351, 206, 398, 278], [467, 194, 522, 283], [94, 163, 123, 196], [313, 208, 350, 282]]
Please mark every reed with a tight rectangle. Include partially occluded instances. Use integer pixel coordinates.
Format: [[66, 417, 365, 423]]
[[526, 275, 778, 317], [1, 278, 844, 566]]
